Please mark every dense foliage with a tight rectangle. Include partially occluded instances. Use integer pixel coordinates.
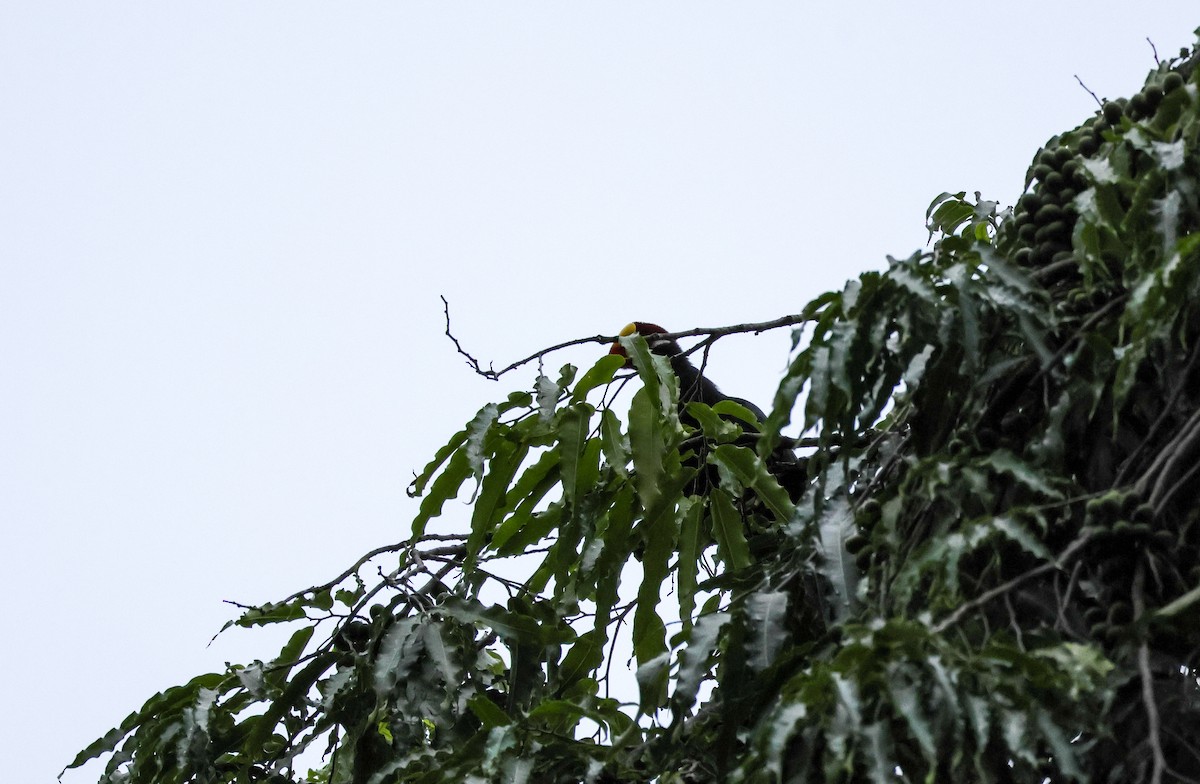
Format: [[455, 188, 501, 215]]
[[70, 35, 1200, 784]]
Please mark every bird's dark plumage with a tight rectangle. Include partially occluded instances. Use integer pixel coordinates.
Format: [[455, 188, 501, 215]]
[[610, 321, 806, 500]]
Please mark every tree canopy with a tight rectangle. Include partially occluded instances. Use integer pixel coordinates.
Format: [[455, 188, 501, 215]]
[[68, 33, 1200, 784]]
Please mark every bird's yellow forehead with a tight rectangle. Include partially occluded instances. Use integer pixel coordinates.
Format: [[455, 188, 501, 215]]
[[618, 323, 639, 337]]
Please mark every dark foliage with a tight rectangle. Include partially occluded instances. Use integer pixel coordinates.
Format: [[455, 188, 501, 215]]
[[68, 32, 1200, 784]]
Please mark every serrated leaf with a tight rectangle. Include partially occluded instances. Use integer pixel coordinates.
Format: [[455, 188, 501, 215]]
[[633, 501, 678, 664], [408, 428, 468, 499], [635, 652, 670, 715], [465, 403, 500, 484], [468, 439, 525, 556], [599, 407, 629, 477], [468, 694, 512, 728], [571, 354, 626, 403], [412, 448, 473, 537], [1155, 584, 1200, 620], [674, 611, 729, 712], [746, 590, 788, 672], [710, 444, 794, 522], [490, 449, 561, 551], [889, 681, 935, 758], [677, 497, 703, 628], [535, 374, 559, 423], [684, 401, 741, 441], [440, 596, 575, 647], [422, 621, 462, 689], [709, 489, 751, 570], [373, 617, 424, 697], [628, 387, 666, 510], [816, 497, 861, 621]]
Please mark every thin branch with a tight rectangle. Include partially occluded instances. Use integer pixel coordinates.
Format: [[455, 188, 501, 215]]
[[440, 295, 817, 381], [933, 530, 1094, 634], [1148, 37, 1161, 66], [981, 294, 1126, 429], [1075, 75, 1104, 109], [1155, 458, 1200, 517], [270, 535, 468, 608], [1116, 337, 1200, 485], [1139, 405, 1200, 504], [1133, 560, 1166, 784]]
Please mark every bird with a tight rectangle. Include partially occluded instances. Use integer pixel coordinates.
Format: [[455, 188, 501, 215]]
[[608, 322, 767, 423], [608, 321, 806, 501]]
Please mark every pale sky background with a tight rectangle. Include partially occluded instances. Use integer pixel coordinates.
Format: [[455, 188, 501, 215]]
[[3, 5, 1197, 781]]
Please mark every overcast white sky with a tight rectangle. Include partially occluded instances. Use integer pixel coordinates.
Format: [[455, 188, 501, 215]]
[[3, 5, 1197, 781]]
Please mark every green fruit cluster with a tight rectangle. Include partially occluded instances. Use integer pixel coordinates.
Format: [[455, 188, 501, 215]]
[[846, 499, 882, 572], [1000, 63, 1195, 288]]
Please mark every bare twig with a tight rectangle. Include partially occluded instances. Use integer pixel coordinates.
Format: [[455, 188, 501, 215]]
[[1138, 405, 1200, 504], [933, 530, 1094, 634], [440, 295, 818, 381], [1148, 37, 1161, 66], [1155, 458, 1200, 517], [270, 535, 468, 608], [1116, 338, 1200, 485], [1075, 75, 1104, 109], [981, 294, 1126, 429], [1133, 560, 1166, 784]]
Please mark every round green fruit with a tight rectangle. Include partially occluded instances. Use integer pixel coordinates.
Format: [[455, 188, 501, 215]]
[[1035, 220, 1070, 243], [1108, 601, 1133, 625], [845, 533, 870, 555], [1164, 72, 1184, 92], [1036, 203, 1066, 224], [1102, 101, 1124, 124], [1128, 92, 1147, 118]]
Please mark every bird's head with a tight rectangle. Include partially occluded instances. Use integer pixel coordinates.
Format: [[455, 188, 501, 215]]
[[608, 322, 682, 367]]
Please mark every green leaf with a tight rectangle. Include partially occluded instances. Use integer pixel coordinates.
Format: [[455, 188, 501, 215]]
[[674, 611, 729, 712], [411, 447, 473, 537], [465, 403, 501, 484], [1155, 584, 1200, 620], [408, 428, 468, 499], [635, 652, 670, 715], [684, 401, 741, 441], [712, 398, 764, 427], [628, 387, 667, 510], [554, 403, 592, 501], [633, 501, 679, 665], [558, 631, 604, 689], [490, 449, 561, 552], [373, 617, 424, 697], [709, 489, 751, 570], [467, 694, 512, 728], [234, 600, 308, 629], [816, 497, 861, 621], [676, 497, 703, 628], [535, 373, 559, 423], [599, 407, 629, 477], [571, 354, 626, 403], [244, 653, 339, 760], [440, 596, 575, 647], [746, 590, 788, 672], [711, 444, 794, 523], [421, 621, 463, 690], [468, 439, 526, 557]]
